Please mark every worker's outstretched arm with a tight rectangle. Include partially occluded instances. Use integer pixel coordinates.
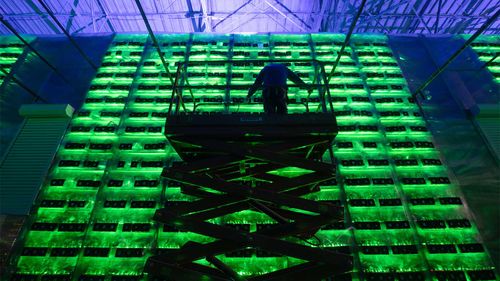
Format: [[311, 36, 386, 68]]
[[287, 68, 312, 90], [247, 68, 266, 98]]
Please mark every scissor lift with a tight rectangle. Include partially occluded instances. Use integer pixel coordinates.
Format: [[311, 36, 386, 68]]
[[145, 60, 352, 281]]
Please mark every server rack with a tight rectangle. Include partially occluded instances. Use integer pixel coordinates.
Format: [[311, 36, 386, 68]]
[[470, 35, 500, 84], [0, 36, 26, 88], [7, 33, 497, 281]]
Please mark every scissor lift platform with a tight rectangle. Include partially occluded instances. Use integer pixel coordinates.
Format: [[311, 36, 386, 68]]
[[146, 112, 352, 281]]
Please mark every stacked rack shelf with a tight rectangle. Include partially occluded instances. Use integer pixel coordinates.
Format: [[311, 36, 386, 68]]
[[0, 36, 26, 87], [469, 35, 500, 84], [8, 33, 497, 281]]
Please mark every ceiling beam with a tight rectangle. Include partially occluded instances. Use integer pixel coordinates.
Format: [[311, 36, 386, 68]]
[[25, 0, 60, 33], [3, 10, 495, 19], [224, 1, 272, 33], [359, 0, 412, 33], [434, 0, 442, 33], [399, 0, 419, 33], [1, 0, 497, 35], [410, 0, 433, 33], [212, 0, 253, 31], [65, 0, 80, 32], [37, 0, 97, 69], [199, 0, 212, 32], [264, 0, 306, 32], [273, 0, 312, 30], [94, 0, 115, 32], [185, 0, 200, 32], [410, 4, 432, 33], [73, 14, 107, 33], [259, 6, 292, 32]]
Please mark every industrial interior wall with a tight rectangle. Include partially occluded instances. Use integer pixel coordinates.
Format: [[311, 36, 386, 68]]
[[0, 33, 499, 280], [0, 35, 112, 160], [392, 35, 500, 272]]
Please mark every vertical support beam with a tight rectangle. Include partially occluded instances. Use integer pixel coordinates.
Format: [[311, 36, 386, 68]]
[[36, 0, 98, 70], [435, 0, 442, 34], [200, 0, 212, 32], [134, 0, 173, 84], [134, 0, 186, 112], [327, 0, 367, 83], [186, 0, 200, 32], [224, 34, 234, 114], [309, 34, 330, 114]]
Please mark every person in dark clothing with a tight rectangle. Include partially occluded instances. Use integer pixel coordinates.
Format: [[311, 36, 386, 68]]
[[246, 64, 313, 114]]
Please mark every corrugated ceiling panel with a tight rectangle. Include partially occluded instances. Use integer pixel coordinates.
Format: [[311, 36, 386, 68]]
[[0, 0, 498, 35]]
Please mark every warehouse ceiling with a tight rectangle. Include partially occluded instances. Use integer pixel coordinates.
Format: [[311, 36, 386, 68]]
[[0, 0, 499, 35]]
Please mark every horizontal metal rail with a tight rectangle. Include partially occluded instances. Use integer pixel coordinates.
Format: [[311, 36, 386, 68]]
[[168, 59, 334, 117]]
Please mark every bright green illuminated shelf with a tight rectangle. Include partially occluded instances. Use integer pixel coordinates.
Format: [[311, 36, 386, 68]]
[[8, 33, 497, 281], [0, 36, 28, 88], [469, 35, 500, 85]]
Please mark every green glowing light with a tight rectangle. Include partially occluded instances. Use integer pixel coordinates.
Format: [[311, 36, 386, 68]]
[[11, 33, 494, 279]]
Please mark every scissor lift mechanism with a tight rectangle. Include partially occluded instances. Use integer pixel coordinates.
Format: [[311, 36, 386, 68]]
[[145, 60, 352, 281]]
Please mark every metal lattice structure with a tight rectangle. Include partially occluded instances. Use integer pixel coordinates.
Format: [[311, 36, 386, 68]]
[[0, 0, 499, 35], [4, 33, 498, 281]]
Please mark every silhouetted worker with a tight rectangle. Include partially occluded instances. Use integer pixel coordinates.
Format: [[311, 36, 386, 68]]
[[247, 64, 313, 114]]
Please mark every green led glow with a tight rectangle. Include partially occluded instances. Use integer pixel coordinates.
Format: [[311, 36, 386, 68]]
[[216, 256, 306, 277], [24, 231, 85, 247], [157, 232, 215, 248], [469, 35, 500, 85], [215, 210, 275, 224], [350, 208, 407, 221], [16, 256, 78, 274], [9, 34, 496, 279], [78, 256, 148, 275], [355, 229, 415, 245], [266, 167, 314, 178], [360, 255, 427, 272], [93, 209, 156, 223], [426, 253, 491, 270], [0, 37, 26, 89]]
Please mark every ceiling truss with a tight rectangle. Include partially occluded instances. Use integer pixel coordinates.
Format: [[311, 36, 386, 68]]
[[0, 0, 498, 35]]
